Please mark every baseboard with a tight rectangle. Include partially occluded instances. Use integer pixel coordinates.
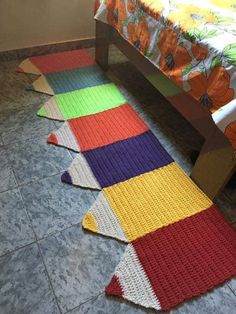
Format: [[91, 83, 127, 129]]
[[0, 37, 95, 61]]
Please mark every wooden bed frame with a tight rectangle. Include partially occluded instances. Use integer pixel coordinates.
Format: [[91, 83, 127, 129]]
[[95, 20, 236, 200]]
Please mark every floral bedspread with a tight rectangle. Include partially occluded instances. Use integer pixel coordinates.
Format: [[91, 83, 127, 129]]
[[94, 0, 236, 150]]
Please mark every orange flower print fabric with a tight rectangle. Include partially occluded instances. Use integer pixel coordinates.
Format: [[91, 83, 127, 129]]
[[106, 0, 127, 34], [158, 28, 191, 86], [127, 17, 150, 55], [191, 43, 208, 61], [188, 67, 234, 112]]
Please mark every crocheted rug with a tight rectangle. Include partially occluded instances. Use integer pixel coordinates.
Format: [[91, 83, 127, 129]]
[[18, 49, 236, 312]]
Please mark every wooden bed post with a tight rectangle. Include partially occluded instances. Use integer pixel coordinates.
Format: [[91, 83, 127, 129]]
[[95, 20, 111, 71], [191, 128, 236, 199]]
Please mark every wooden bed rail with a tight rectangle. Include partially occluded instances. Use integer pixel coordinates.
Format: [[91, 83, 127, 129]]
[[95, 20, 236, 199]]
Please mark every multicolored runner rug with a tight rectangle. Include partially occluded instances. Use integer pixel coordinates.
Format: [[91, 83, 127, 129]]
[[18, 49, 236, 312]]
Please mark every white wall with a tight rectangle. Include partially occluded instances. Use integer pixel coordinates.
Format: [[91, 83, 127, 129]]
[[0, 0, 95, 52]]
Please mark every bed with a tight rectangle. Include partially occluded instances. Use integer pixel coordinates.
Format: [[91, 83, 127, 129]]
[[94, 0, 236, 199]]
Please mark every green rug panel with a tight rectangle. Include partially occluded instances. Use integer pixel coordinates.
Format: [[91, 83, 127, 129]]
[[56, 83, 126, 119]]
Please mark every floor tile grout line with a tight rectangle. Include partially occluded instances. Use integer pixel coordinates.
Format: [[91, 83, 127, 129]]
[[0, 124, 57, 148], [1, 128, 74, 157], [0, 206, 99, 259], [0, 203, 97, 260], [0, 173, 99, 257], [2, 133, 50, 146], [37, 242, 64, 314], [18, 185, 39, 239], [0, 239, 37, 259], [33, 190, 98, 242], [0, 184, 18, 195], [227, 283, 236, 298], [63, 291, 104, 314], [1, 132, 54, 147], [17, 182, 64, 314], [0, 182, 110, 311], [16, 171, 86, 243], [0, 168, 69, 195], [0, 145, 20, 192], [15, 168, 73, 188], [0, 90, 49, 108]]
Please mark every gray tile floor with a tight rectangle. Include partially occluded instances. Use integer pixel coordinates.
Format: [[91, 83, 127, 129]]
[[0, 46, 236, 314]]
